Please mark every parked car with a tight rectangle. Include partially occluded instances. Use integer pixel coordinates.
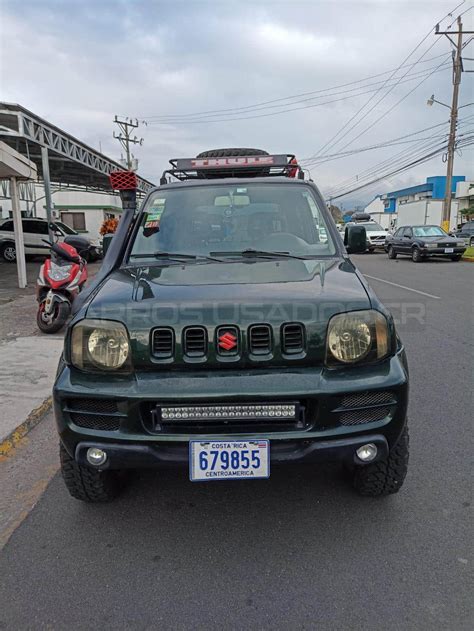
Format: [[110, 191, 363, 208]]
[[454, 221, 474, 247], [345, 220, 387, 252], [54, 149, 410, 503], [0, 217, 101, 262], [385, 224, 466, 262]]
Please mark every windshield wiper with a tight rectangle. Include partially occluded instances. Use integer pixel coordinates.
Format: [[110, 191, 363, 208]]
[[210, 249, 309, 260], [130, 252, 223, 263]]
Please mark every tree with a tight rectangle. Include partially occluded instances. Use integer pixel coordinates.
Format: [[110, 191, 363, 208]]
[[328, 204, 343, 223]]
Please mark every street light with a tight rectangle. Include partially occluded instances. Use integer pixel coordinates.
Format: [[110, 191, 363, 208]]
[[427, 94, 474, 109]]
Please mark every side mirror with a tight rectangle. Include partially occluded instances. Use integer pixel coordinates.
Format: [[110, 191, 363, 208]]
[[344, 225, 367, 254], [102, 233, 114, 256]]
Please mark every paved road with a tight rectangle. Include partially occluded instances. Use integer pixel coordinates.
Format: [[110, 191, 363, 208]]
[[0, 254, 472, 630]]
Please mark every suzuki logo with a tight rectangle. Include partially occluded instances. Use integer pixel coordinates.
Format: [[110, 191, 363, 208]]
[[218, 331, 238, 351]]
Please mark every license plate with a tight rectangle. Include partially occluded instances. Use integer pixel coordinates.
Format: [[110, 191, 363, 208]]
[[189, 439, 270, 481], [445, 248, 454, 253]]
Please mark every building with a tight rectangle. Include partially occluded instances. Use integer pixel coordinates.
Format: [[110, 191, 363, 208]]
[[381, 175, 465, 213], [372, 175, 466, 230], [455, 180, 473, 218], [363, 195, 393, 229]]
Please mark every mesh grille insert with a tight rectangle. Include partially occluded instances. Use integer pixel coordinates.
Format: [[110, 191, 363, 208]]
[[341, 391, 395, 408], [67, 399, 118, 413], [249, 325, 272, 355], [70, 413, 121, 431], [282, 323, 305, 354], [339, 406, 391, 426], [152, 328, 174, 359]]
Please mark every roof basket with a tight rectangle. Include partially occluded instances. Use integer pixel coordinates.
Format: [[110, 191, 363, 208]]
[[160, 154, 304, 184], [109, 170, 138, 191]]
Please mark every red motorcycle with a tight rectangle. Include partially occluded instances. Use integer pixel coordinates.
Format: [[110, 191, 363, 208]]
[[36, 239, 88, 333]]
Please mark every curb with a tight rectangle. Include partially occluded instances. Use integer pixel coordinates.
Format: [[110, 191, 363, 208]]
[[462, 256, 474, 262], [0, 396, 52, 458]]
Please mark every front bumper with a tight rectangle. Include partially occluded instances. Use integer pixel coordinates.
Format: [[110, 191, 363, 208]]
[[421, 246, 466, 257], [53, 348, 409, 470]]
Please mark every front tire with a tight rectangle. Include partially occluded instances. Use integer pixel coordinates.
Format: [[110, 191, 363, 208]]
[[37, 300, 70, 334], [352, 426, 409, 497], [0, 242, 16, 262], [60, 443, 124, 502], [388, 245, 397, 259], [412, 247, 423, 262], [450, 255, 462, 262]]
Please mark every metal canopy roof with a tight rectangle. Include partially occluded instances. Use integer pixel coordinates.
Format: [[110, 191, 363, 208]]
[[0, 102, 155, 193]]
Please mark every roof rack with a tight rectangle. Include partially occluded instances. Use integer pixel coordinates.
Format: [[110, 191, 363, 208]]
[[160, 154, 304, 184]]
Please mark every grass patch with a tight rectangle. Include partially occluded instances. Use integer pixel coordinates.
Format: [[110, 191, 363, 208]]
[[463, 246, 474, 259]]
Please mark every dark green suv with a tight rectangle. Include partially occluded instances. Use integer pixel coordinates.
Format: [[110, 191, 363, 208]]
[[53, 150, 409, 502]]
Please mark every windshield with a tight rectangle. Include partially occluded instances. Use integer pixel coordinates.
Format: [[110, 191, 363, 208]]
[[130, 183, 336, 260], [413, 226, 447, 237], [54, 221, 77, 235]]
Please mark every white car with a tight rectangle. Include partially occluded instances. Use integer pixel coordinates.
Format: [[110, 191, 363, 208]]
[[345, 221, 388, 251], [0, 217, 99, 262]]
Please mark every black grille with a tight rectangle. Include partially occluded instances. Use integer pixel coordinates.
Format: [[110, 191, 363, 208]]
[[151, 328, 174, 359], [248, 324, 272, 355], [341, 391, 395, 408], [183, 327, 207, 357], [282, 323, 305, 354], [66, 399, 122, 432], [68, 399, 118, 413], [70, 413, 121, 431], [339, 406, 391, 426]]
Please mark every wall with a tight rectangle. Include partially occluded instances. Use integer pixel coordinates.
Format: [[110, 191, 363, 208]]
[[364, 196, 384, 214]]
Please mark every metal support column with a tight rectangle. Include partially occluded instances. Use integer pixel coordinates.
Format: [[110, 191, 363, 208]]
[[10, 176, 27, 288], [41, 146, 54, 241]]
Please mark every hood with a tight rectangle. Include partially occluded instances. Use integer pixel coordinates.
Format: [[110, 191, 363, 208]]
[[86, 257, 371, 369]]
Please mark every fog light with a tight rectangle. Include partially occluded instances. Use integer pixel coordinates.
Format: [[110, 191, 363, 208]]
[[86, 447, 107, 466], [356, 443, 378, 462]]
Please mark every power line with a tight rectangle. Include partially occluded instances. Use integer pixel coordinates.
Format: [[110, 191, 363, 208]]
[[323, 130, 474, 200], [143, 65, 450, 125], [323, 135, 474, 201], [139, 53, 450, 122], [306, 0, 467, 161], [302, 120, 451, 166]]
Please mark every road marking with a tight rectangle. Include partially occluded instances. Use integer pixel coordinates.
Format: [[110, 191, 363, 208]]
[[364, 275, 441, 300]]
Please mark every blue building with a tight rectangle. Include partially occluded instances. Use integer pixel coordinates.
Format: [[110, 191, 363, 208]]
[[381, 176, 465, 213]]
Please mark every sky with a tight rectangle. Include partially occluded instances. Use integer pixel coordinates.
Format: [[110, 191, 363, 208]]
[[1, 0, 473, 208]]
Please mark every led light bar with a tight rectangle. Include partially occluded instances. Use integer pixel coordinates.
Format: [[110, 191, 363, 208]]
[[160, 403, 297, 421]]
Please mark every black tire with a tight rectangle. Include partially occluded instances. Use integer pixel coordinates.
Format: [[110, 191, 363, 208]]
[[469, 236, 474, 247], [196, 148, 269, 158], [388, 245, 397, 259], [450, 255, 462, 262], [60, 443, 124, 502], [36, 300, 71, 334], [412, 246, 423, 262], [0, 241, 16, 262], [352, 426, 409, 497]]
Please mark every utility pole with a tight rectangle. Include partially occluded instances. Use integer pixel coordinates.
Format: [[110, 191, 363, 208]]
[[113, 116, 143, 171], [435, 16, 474, 232]]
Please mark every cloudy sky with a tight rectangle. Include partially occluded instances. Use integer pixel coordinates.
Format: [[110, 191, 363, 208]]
[[1, 0, 473, 206]]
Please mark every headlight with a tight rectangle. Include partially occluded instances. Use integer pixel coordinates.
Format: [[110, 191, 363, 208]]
[[326, 310, 390, 366], [457, 241, 466, 247], [425, 243, 437, 249], [71, 319, 131, 371], [49, 261, 73, 281]]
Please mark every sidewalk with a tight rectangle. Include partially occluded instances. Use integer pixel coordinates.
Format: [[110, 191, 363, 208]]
[[0, 259, 100, 452]]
